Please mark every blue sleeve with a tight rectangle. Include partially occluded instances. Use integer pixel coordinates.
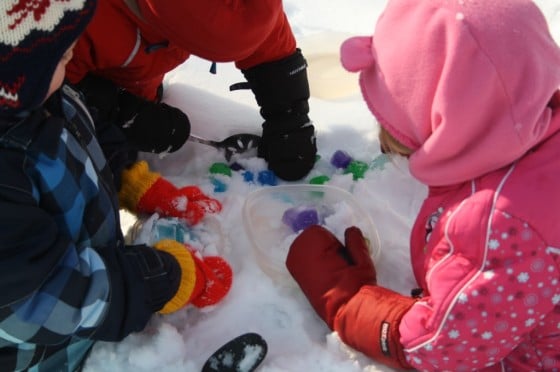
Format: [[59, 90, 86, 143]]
[[0, 199, 175, 344], [0, 201, 111, 345]]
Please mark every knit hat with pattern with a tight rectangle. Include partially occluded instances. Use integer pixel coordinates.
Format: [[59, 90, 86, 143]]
[[0, 0, 96, 116]]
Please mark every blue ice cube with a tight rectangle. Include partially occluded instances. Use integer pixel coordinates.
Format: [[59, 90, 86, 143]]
[[258, 170, 278, 186]]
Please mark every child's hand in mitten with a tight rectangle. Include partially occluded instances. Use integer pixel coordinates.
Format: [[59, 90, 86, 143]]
[[286, 225, 377, 328], [287, 226, 415, 369], [242, 50, 317, 181], [118, 90, 191, 154], [119, 161, 221, 225], [153, 239, 232, 314]]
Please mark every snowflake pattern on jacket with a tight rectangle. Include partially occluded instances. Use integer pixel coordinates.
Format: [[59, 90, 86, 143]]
[[402, 163, 560, 371]]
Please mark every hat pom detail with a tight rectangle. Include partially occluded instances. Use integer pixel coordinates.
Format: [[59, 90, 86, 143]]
[[340, 36, 375, 72]]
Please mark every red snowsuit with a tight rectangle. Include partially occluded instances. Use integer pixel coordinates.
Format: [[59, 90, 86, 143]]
[[66, 0, 297, 101]]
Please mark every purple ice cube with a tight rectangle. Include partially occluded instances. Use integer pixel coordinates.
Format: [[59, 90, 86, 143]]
[[282, 206, 319, 232], [330, 150, 353, 169]]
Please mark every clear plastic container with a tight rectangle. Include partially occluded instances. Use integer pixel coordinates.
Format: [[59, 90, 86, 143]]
[[243, 184, 381, 284]]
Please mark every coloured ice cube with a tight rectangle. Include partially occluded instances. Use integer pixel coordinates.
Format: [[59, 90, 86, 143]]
[[309, 175, 330, 185], [153, 218, 193, 243], [211, 178, 227, 193], [242, 170, 254, 183], [344, 160, 369, 180], [282, 206, 320, 232], [209, 162, 232, 176], [229, 162, 245, 171], [258, 170, 277, 186], [330, 150, 353, 169]]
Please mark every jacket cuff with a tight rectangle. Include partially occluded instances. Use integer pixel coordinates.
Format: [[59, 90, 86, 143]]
[[153, 239, 200, 314], [120, 244, 181, 314], [118, 160, 160, 212], [334, 285, 416, 370]]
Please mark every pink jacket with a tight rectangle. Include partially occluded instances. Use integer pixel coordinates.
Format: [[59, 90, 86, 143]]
[[403, 130, 560, 371], [341, 0, 560, 370]]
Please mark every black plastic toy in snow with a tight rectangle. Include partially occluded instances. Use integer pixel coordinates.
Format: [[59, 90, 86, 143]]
[[188, 133, 261, 161], [201, 333, 268, 372]]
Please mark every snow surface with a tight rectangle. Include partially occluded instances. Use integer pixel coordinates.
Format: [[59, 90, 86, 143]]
[[83, 1, 560, 371]]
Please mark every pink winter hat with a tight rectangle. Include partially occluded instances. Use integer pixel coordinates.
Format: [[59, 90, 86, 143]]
[[341, 0, 560, 186]]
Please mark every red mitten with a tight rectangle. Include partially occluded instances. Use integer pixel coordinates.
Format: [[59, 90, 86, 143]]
[[286, 225, 376, 328], [119, 161, 221, 225], [154, 240, 233, 314], [287, 225, 415, 369], [189, 255, 233, 308]]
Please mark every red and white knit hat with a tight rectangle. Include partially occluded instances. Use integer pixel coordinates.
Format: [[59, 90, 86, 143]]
[[0, 0, 96, 116]]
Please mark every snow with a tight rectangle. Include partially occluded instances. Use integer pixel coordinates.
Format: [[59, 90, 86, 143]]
[[82, 1, 560, 371]]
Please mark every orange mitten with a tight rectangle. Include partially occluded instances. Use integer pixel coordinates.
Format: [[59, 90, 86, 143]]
[[119, 161, 221, 225], [154, 239, 232, 314]]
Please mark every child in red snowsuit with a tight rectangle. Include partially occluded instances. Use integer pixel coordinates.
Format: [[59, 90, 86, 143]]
[[66, 0, 317, 181]]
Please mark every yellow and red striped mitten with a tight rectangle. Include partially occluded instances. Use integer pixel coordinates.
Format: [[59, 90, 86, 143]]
[[153, 239, 232, 314], [119, 161, 221, 225]]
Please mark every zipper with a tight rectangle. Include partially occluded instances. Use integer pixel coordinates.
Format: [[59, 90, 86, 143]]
[[61, 86, 121, 221]]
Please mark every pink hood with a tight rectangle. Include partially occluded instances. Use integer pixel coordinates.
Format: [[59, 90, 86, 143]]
[[341, 0, 560, 186]]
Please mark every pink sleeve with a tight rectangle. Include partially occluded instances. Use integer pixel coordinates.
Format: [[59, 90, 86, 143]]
[[400, 210, 560, 370]]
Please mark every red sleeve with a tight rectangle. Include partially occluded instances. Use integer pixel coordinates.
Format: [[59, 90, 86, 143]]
[[235, 11, 297, 69], [66, 0, 188, 101], [66, 35, 95, 85], [65, 0, 140, 85], [137, 0, 296, 68]]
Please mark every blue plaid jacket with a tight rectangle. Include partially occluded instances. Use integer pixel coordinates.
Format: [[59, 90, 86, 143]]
[[0, 85, 180, 371]]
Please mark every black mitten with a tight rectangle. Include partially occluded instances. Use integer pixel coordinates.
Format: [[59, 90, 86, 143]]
[[242, 49, 317, 181], [74, 74, 190, 154], [73, 73, 120, 123], [117, 91, 190, 154]]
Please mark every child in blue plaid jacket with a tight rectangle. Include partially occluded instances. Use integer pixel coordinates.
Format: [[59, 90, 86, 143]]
[[0, 1, 231, 371]]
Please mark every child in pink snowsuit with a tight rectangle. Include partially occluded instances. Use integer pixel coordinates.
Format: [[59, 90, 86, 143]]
[[286, 0, 560, 370]]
